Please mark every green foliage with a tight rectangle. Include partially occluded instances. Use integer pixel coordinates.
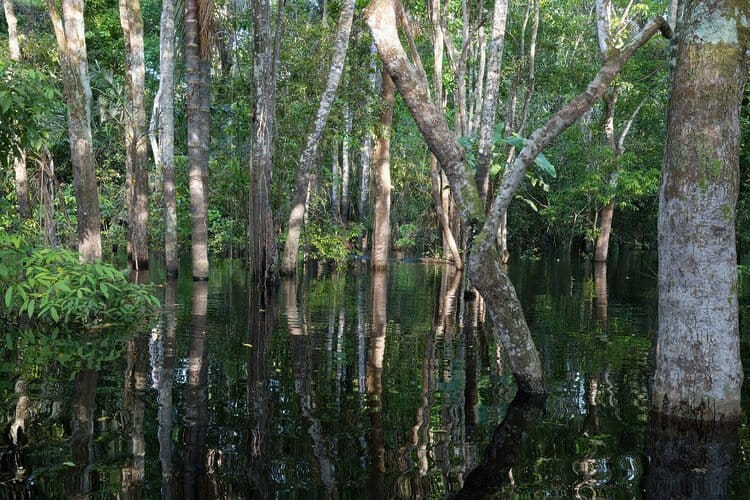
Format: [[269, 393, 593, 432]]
[[0, 60, 61, 166], [303, 215, 363, 266], [0, 229, 159, 332]]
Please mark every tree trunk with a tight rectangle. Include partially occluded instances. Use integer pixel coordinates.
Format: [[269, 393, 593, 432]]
[[365, 0, 669, 393], [279, 0, 355, 276], [250, 0, 278, 284], [157, 0, 177, 276], [120, 0, 150, 270], [341, 104, 352, 222], [47, 0, 102, 263], [185, 0, 211, 279], [428, 0, 463, 267], [653, 0, 747, 421], [475, 0, 509, 205], [3, 0, 20, 60], [371, 70, 394, 270], [330, 140, 340, 221]]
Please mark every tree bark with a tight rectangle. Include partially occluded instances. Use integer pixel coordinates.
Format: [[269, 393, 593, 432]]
[[157, 0, 178, 276], [428, 0, 463, 267], [653, 0, 747, 421], [185, 0, 211, 279], [280, 0, 355, 276], [475, 0, 509, 206], [365, 0, 669, 393], [341, 104, 352, 222], [120, 0, 150, 270], [3, 0, 20, 60], [371, 70, 394, 270], [249, 0, 278, 284], [47, 0, 102, 263]]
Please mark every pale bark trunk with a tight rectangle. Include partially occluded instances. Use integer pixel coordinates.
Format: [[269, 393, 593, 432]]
[[341, 104, 352, 222], [13, 153, 31, 220], [475, 0, 509, 205], [365, 0, 669, 393], [185, 0, 211, 279], [47, 0, 102, 263], [5, 0, 31, 220], [120, 0, 150, 270], [428, 0, 462, 267], [331, 140, 340, 221], [280, 0, 355, 276], [3, 0, 20, 60], [157, 0, 177, 276], [250, 0, 278, 284], [358, 44, 378, 253], [371, 70, 393, 270], [653, 0, 747, 421]]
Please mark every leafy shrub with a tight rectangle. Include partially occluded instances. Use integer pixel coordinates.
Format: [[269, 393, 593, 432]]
[[0, 229, 160, 370]]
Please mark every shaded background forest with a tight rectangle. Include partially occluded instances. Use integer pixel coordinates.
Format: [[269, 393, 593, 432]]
[[1, 0, 748, 265]]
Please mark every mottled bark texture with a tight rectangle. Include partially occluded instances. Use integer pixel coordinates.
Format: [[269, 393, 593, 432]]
[[371, 71, 394, 270], [250, 0, 278, 284], [120, 0, 150, 270], [185, 0, 211, 279], [653, 0, 747, 422], [158, 0, 178, 276], [366, 0, 669, 393], [475, 0, 509, 205], [47, 0, 102, 262], [280, 0, 355, 276]]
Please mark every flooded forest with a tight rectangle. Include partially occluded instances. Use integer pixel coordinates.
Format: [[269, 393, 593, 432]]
[[1, 0, 749, 496]]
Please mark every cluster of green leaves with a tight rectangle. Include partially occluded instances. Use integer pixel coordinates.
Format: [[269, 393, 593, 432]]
[[0, 234, 159, 329], [0, 60, 61, 167]]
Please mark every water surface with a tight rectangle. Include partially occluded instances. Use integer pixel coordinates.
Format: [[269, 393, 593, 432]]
[[1, 255, 749, 497]]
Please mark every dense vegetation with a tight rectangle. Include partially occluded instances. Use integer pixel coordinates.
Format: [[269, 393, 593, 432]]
[[4, 0, 743, 267]]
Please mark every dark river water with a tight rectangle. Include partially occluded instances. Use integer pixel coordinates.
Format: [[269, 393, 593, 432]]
[[2, 254, 749, 498]]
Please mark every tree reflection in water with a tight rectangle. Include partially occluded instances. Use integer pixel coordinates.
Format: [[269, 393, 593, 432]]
[[644, 413, 740, 499], [183, 280, 208, 499], [456, 390, 547, 499], [65, 368, 98, 500]]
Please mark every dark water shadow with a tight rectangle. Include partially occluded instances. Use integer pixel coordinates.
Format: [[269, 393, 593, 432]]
[[643, 413, 740, 499], [454, 390, 547, 499], [65, 368, 98, 500]]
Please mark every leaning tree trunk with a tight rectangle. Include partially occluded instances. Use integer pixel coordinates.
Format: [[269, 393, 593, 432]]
[[47, 0, 102, 263], [280, 0, 355, 276], [249, 0, 278, 284], [365, 0, 670, 393], [653, 0, 747, 422], [475, 0, 509, 206], [120, 0, 150, 270], [185, 0, 211, 279], [371, 71, 394, 271]]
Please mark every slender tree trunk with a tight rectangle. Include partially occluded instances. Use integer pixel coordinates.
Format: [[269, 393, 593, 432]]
[[47, 0, 102, 263], [120, 0, 150, 270], [341, 104, 352, 222], [331, 140, 340, 221], [250, 0, 278, 283], [371, 70, 394, 270], [4, 0, 31, 220], [365, 0, 669, 392], [3, 0, 20, 60], [157, 0, 177, 276], [475, 0, 509, 206], [653, 0, 747, 421], [185, 0, 211, 279], [280, 0, 355, 276], [358, 45, 378, 254], [428, 0, 462, 267], [38, 152, 60, 247]]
